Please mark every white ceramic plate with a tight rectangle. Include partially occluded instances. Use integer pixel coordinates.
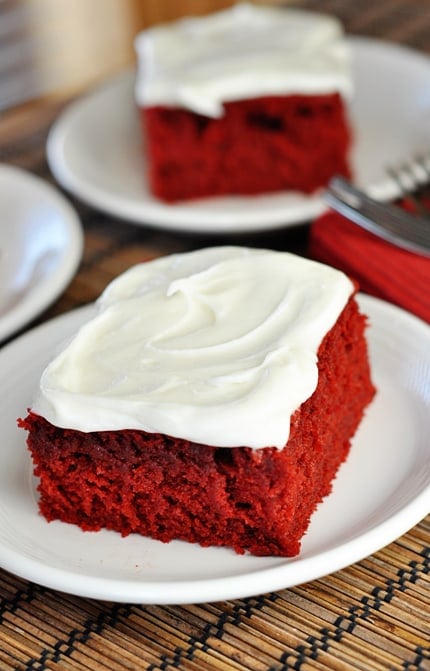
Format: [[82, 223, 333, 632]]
[[0, 165, 83, 342], [0, 295, 429, 604], [47, 37, 430, 233]]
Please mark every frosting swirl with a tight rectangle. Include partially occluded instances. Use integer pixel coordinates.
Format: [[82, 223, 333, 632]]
[[134, 3, 352, 118], [33, 247, 354, 449]]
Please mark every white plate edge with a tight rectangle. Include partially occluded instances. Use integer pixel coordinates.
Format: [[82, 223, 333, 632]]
[[0, 165, 84, 341], [45, 36, 430, 233], [0, 294, 428, 603]]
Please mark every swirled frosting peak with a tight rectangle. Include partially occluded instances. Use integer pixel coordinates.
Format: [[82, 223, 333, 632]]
[[134, 3, 351, 118], [32, 247, 354, 449]]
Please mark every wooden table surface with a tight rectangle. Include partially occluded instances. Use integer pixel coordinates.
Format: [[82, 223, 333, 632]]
[[0, 2, 429, 669]]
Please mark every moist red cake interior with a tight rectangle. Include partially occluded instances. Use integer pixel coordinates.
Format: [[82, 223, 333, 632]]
[[141, 93, 351, 203], [20, 295, 375, 557]]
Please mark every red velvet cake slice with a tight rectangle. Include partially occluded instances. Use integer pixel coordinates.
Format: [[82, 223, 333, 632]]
[[20, 247, 375, 557], [134, 4, 353, 202]]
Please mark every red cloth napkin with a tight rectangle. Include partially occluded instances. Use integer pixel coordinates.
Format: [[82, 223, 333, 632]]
[[309, 208, 430, 323]]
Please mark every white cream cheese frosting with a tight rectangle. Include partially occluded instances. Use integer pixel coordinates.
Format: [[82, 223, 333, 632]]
[[134, 3, 352, 118], [32, 247, 354, 449]]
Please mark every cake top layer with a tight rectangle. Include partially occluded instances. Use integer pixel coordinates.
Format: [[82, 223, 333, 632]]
[[33, 247, 354, 449], [134, 3, 352, 118]]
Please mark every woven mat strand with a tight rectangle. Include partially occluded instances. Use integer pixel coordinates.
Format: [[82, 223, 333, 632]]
[[0, 520, 429, 670]]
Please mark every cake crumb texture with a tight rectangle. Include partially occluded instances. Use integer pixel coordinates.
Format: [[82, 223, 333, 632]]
[[142, 93, 351, 202], [20, 296, 374, 557]]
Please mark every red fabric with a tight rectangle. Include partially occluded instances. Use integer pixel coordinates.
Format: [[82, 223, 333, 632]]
[[309, 209, 430, 323]]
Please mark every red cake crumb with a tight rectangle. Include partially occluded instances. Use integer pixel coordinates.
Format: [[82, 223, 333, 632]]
[[20, 296, 375, 557], [142, 93, 351, 202]]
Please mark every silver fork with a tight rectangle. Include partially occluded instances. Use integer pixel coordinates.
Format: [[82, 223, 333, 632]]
[[386, 154, 430, 216], [324, 177, 430, 257]]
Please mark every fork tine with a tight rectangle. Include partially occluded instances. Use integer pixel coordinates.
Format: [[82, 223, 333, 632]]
[[414, 154, 430, 185], [387, 155, 430, 215]]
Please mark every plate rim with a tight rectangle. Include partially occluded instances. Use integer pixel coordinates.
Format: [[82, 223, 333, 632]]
[[45, 74, 324, 233], [46, 36, 430, 234], [0, 294, 429, 604], [0, 164, 84, 341]]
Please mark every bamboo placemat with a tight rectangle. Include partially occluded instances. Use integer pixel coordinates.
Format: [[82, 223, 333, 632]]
[[1, 2, 429, 669]]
